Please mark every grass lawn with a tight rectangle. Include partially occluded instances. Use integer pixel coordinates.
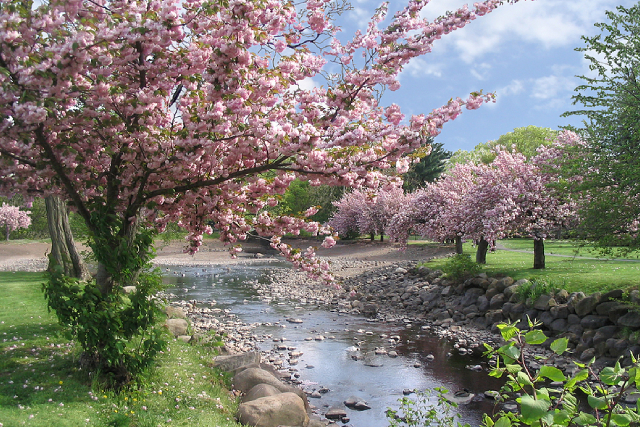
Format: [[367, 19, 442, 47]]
[[421, 240, 640, 294], [0, 272, 242, 427]]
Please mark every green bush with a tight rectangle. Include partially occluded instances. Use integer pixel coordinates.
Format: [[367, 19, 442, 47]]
[[483, 318, 640, 427], [515, 278, 559, 303], [440, 254, 482, 280]]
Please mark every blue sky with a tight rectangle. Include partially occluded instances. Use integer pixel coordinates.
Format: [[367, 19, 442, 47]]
[[330, 0, 638, 153]]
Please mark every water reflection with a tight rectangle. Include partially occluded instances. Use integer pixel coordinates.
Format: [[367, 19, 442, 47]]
[[163, 264, 503, 426]]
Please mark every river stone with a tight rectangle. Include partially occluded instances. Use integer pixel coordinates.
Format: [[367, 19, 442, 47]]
[[489, 293, 505, 310], [362, 303, 378, 316], [344, 396, 371, 410], [580, 315, 610, 330], [550, 318, 568, 333], [574, 294, 601, 317], [476, 295, 489, 312], [503, 284, 521, 301], [566, 291, 585, 313], [550, 304, 569, 319], [617, 311, 640, 328], [165, 305, 187, 319], [496, 277, 515, 292], [462, 288, 485, 307], [242, 383, 281, 403], [237, 392, 308, 427], [325, 405, 348, 420], [165, 318, 188, 337], [555, 289, 570, 304], [212, 351, 261, 372], [444, 390, 475, 405], [534, 295, 557, 311], [602, 289, 624, 302], [539, 311, 555, 327], [593, 326, 618, 346], [233, 367, 308, 407]]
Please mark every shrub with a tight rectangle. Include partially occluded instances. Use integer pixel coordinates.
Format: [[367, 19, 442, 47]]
[[440, 254, 482, 280], [515, 278, 559, 303]]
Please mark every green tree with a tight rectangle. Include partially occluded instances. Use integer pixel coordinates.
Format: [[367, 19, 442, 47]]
[[402, 142, 452, 192], [446, 126, 558, 169], [562, 3, 640, 251]]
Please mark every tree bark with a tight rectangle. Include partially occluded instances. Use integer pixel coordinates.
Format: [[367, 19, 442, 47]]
[[533, 238, 546, 269], [476, 237, 489, 264], [45, 195, 90, 280], [380, 233, 384, 242], [455, 236, 463, 254]]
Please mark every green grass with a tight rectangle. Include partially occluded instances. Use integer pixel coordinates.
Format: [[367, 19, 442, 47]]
[[0, 272, 242, 427], [499, 238, 640, 259], [422, 240, 640, 294]]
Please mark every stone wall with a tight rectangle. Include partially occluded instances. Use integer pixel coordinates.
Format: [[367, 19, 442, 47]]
[[341, 263, 640, 368]]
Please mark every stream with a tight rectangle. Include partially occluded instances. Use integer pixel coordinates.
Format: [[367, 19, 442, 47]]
[[162, 262, 504, 427]]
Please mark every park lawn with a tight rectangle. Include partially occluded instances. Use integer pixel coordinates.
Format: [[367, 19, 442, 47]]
[[0, 272, 241, 427], [499, 238, 640, 259], [423, 241, 640, 294]]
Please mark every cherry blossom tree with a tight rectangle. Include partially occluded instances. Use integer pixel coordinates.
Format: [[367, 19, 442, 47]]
[[0, 0, 530, 380], [329, 185, 408, 241], [0, 203, 31, 240], [389, 162, 480, 254], [391, 131, 581, 268]]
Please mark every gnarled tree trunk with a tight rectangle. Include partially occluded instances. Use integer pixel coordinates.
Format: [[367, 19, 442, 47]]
[[45, 195, 90, 280]]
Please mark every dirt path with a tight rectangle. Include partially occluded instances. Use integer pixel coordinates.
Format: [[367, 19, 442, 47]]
[[0, 239, 453, 273]]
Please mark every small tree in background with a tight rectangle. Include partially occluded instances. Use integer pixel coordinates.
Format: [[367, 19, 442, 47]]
[[402, 142, 452, 192], [0, 203, 31, 240]]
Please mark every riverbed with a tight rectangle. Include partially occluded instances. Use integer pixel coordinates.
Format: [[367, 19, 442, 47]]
[[162, 262, 504, 427]]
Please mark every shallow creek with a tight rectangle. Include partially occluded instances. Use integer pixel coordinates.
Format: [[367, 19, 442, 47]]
[[163, 262, 504, 427]]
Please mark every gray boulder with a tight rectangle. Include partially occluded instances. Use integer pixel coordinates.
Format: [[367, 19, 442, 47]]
[[237, 392, 309, 427], [242, 384, 282, 403], [165, 305, 187, 319], [233, 367, 308, 408], [165, 318, 188, 337], [212, 351, 261, 372], [618, 311, 640, 329]]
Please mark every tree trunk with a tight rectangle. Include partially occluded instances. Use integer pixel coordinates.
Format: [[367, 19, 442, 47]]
[[370, 233, 374, 241], [45, 195, 90, 280], [4, 225, 8, 241], [380, 234, 384, 242], [476, 237, 489, 264], [533, 238, 545, 269], [455, 236, 463, 254]]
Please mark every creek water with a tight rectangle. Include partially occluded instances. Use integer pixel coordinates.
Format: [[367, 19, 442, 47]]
[[163, 262, 504, 427]]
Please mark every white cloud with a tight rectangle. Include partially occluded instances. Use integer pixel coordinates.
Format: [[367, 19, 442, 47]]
[[531, 75, 575, 100], [412, 0, 637, 63], [296, 77, 319, 91], [401, 58, 445, 78], [497, 80, 525, 98]]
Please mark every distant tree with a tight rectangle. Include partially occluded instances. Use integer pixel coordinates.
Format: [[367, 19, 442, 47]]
[[280, 179, 346, 225], [0, 203, 31, 240], [562, 3, 640, 251], [446, 126, 558, 169], [402, 142, 452, 192], [329, 186, 408, 241]]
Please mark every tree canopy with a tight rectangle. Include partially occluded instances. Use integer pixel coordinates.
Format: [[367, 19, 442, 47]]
[[447, 125, 558, 168], [562, 3, 640, 251]]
